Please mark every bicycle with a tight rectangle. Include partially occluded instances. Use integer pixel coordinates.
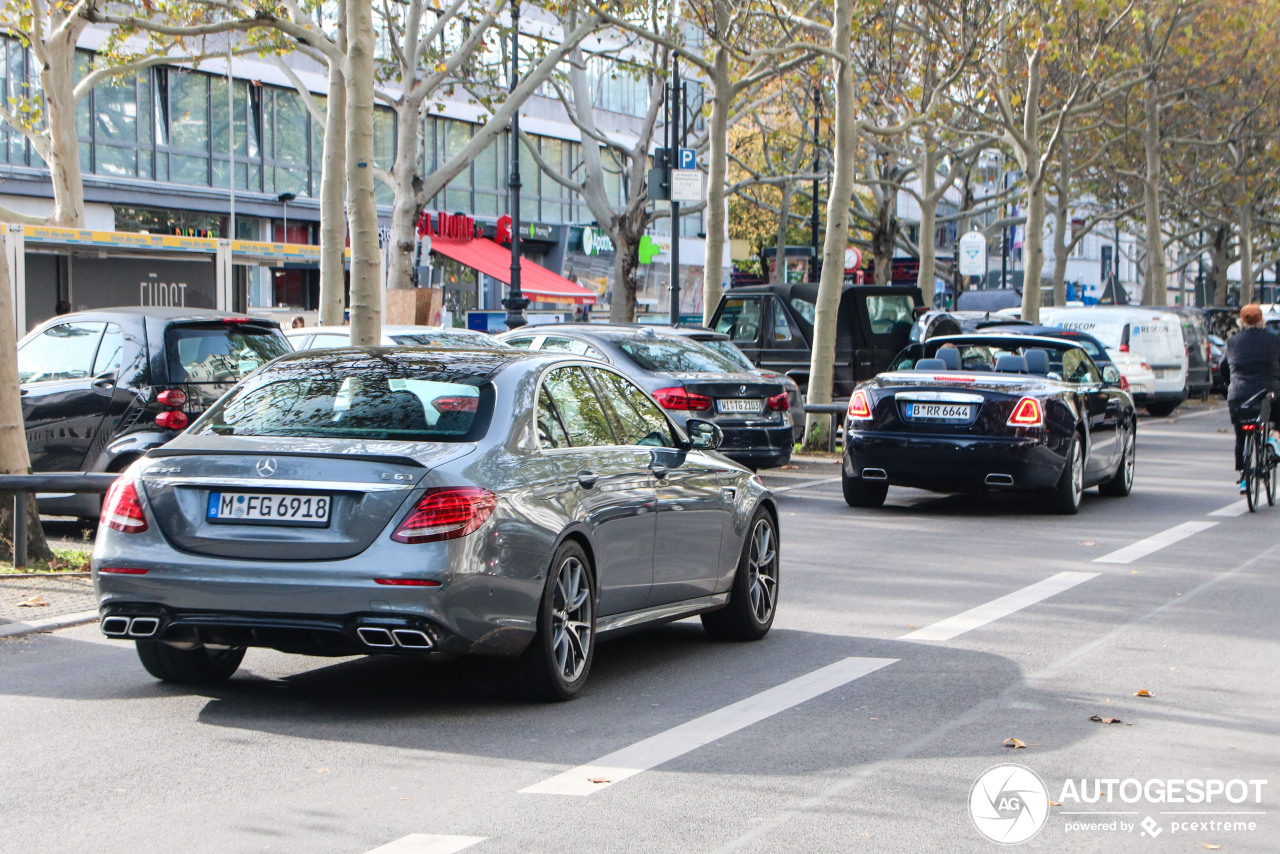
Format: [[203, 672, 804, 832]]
[[1239, 390, 1276, 512]]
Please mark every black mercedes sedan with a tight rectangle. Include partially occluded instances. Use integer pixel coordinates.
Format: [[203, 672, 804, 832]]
[[842, 334, 1137, 514]]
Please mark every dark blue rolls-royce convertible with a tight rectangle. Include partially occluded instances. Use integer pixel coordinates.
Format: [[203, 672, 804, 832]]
[[842, 334, 1136, 514]]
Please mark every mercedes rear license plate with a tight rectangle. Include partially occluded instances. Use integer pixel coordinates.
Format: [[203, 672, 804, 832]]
[[207, 492, 331, 526], [905, 402, 972, 422], [718, 398, 761, 414]]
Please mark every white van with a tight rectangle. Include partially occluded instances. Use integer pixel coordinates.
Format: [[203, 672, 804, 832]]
[[1040, 306, 1189, 415]]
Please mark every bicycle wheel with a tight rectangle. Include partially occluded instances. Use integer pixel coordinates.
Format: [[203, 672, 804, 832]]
[[1267, 442, 1277, 507], [1245, 432, 1261, 512]]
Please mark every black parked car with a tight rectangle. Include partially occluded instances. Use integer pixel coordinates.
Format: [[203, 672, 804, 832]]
[[18, 307, 290, 517], [498, 325, 793, 469], [708, 283, 924, 397], [843, 334, 1137, 514]]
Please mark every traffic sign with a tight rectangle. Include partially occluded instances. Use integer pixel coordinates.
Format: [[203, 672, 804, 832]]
[[678, 148, 697, 170], [671, 169, 703, 202], [958, 231, 987, 276]]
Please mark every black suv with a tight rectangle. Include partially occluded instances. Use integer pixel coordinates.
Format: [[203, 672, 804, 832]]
[[19, 307, 289, 516]]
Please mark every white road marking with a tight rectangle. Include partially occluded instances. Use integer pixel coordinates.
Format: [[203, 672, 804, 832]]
[[362, 834, 486, 854], [1092, 521, 1218, 564], [770, 476, 840, 493], [1209, 499, 1250, 517], [0, 609, 98, 639], [898, 571, 1098, 642], [520, 656, 896, 796]]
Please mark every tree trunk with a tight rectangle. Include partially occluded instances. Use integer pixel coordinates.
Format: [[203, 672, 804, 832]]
[[345, 0, 381, 345], [1050, 131, 1070, 306], [319, 20, 348, 327], [1142, 80, 1168, 307], [1021, 177, 1046, 324], [41, 22, 87, 228], [610, 229, 641, 323], [773, 181, 792, 284], [871, 199, 896, 287], [1211, 225, 1231, 307], [701, 9, 731, 325], [803, 0, 855, 451], [0, 232, 54, 563], [386, 92, 427, 292], [916, 144, 938, 305], [1239, 199, 1255, 306]]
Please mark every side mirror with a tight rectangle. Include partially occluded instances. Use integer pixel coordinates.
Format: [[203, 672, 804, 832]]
[[685, 418, 723, 451], [1102, 365, 1123, 386]]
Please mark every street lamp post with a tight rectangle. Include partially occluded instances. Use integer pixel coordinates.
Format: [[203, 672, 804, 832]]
[[277, 192, 296, 243], [503, 0, 528, 330]]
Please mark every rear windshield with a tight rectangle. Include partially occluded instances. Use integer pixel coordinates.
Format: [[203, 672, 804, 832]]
[[697, 338, 756, 372], [167, 323, 290, 383], [618, 336, 745, 373], [194, 365, 494, 442], [390, 330, 507, 348]]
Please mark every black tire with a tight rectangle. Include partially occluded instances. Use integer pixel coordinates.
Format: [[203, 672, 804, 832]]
[[1145, 401, 1178, 417], [135, 641, 244, 685], [1098, 425, 1135, 497], [1044, 434, 1084, 515], [517, 541, 595, 702], [1245, 432, 1261, 512], [842, 472, 889, 508], [702, 508, 779, 641], [1268, 446, 1277, 508]]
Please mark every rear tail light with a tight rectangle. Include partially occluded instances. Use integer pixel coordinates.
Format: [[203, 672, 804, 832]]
[[99, 566, 149, 575], [1007, 397, 1044, 427], [1242, 422, 1259, 432], [101, 478, 148, 534], [156, 389, 187, 408], [1119, 344, 1129, 353], [653, 387, 712, 411], [767, 392, 790, 411], [431, 395, 479, 413], [1119, 375, 1130, 391], [155, 410, 188, 430], [847, 389, 873, 420], [391, 487, 497, 544]]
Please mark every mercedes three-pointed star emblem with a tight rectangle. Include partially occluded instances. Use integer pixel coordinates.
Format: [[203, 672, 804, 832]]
[[255, 457, 278, 477]]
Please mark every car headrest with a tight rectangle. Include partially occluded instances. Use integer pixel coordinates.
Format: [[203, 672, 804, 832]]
[[914, 358, 946, 371], [995, 355, 1028, 374], [935, 347, 961, 370], [1023, 349, 1050, 375]]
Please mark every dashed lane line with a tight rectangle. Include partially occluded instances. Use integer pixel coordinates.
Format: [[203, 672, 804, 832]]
[[1092, 520, 1218, 564], [769, 476, 841, 493], [519, 656, 897, 796], [898, 571, 1099, 642], [362, 834, 487, 854], [1209, 499, 1250, 517]]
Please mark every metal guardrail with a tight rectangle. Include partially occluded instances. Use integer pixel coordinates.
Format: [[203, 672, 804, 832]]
[[2, 473, 118, 571], [801, 403, 848, 453]]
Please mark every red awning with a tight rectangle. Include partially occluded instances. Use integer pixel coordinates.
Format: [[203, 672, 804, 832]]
[[430, 236, 598, 305]]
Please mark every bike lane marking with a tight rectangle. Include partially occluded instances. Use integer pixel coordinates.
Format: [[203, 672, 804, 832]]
[[1208, 499, 1250, 517], [898, 571, 1099, 642], [362, 834, 487, 854], [520, 656, 897, 796]]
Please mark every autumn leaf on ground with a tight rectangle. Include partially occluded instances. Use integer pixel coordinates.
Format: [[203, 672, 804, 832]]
[[1134, 689, 1153, 697], [1004, 737, 1027, 749], [588, 777, 610, 784], [1203, 844, 1220, 850], [1049, 801, 1062, 807], [1090, 715, 1122, 724], [1078, 541, 1095, 546], [18, 595, 48, 607]]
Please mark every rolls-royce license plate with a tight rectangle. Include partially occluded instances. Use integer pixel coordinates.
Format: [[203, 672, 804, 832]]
[[905, 402, 972, 422]]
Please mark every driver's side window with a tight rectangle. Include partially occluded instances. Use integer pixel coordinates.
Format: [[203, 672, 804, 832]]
[[1061, 349, 1100, 384]]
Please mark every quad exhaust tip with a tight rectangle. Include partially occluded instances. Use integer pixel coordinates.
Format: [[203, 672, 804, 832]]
[[127, 617, 160, 637], [356, 626, 396, 648], [101, 616, 130, 636], [985, 473, 1015, 486], [862, 468, 888, 480], [392, 629, 433, 649]]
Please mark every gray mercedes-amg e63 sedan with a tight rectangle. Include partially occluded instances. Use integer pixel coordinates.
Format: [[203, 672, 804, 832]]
[[93, 346, 779, 700]]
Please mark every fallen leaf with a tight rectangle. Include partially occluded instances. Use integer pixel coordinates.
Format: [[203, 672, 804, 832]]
[[588, 777, 610, 784], [1049, 801, 1062, 807], [1203, 844, 1221, 850], [18, 595, 48, 607], [907, 624, 917, 629], [1090, 715, 1123, 724], [1078, 541, 1095, 546], [1135, 689, 1153, 697], [316, 768, 330, 773], [1004, 737, 1027, 749]]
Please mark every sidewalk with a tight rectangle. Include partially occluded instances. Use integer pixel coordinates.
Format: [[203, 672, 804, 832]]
[[0, 574, 98, 638]]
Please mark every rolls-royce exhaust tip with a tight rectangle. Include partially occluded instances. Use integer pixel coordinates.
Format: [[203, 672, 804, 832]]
[[862, 468, 888, 480], [985, 473, 1015, 486]]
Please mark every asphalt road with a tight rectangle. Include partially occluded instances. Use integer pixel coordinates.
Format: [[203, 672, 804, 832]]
[[3, 401, 1279, 854]]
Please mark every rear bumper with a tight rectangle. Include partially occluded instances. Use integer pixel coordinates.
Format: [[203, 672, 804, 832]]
[[717, 423, 793, 469], [845, 430, 1066, 491]]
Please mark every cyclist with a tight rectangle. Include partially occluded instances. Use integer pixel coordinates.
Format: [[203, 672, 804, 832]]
[[1219, 303, 1280, 492]]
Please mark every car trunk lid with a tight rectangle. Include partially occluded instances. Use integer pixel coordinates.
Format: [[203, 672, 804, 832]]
[[667, 372, 787, 422]]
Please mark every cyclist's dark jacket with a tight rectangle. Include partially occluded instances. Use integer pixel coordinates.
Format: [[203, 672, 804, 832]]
[[1220, 327, 1280, 404]]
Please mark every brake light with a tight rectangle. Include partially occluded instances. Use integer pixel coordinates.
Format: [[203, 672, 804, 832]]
[[101, 478, 148, 533], [431, 395, 479, 413], [220, 318, 254, 324], [99, 566, 149, 575], [374, 578, 442, 586], [156, 389, 187, 408], [1007, 397, 1044, 427], [155, 410, 188, 430], [767, 392, 790, 411], [933, 375, 978, 383], [652, 387, 712, 410], [1119, 344, 1129, 352], [391, 487, 497, 544], [1242, 422, 1259, 432], [847, 389, 873, 420]]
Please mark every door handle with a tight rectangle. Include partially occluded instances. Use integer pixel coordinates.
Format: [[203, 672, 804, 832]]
[[576, 470, 598, 489], [650, 464, 669, 480]]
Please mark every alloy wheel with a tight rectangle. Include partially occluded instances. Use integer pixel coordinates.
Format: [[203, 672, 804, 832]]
[[746, 518, 779, 623], [1070, 441, 1084, 506], [550, 555, 592, 683]]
